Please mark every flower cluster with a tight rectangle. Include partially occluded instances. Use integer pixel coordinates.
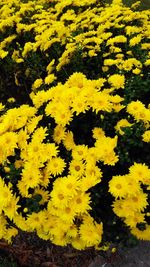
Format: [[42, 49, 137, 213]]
[[0, 0, 150, 249], [0, 0, 150, 100], [0, 73, 120, 248], [109, 163, 150, 240]]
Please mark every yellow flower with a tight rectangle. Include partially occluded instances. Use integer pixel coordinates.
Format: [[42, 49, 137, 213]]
[[0, 103, 5, 112], [113, 103, 125, 112], [108, 74, 125, 89], [95, 136, 118, 165], [4, 227, 18, 244], [46, 157, 66, 176], [13, 214, 30, 232], [0, 132, 18, 163], [129, 35, 142, 46], [102, 66, 109, 72], [72, 237, 86, 250], [57, 205, 77, 223], [131, 1, 141, 9], [72, 145, 88, 160], [26, 115, 43, 134], [72, 192, 92, 214], [66, 224, 78, 239], [27, 141, 47, 165], [142, 130, 150, 143], [32, 126, 48, 143], [4, 167, 10, 173], [109, 175, 130, 198], [66, 72, 87, 88], [104, 59, 117, 66], [92, 127, 105, 140], [32, 78, 43, 90], [21, 163, 42, 189], [17, 129, 29, 149], [46, 59, 55, 74], [71, 95, 89, 115], [69, 159, 85, 178], [103, 152, 119, 166], [115, 119, 132, 135], [144, 59, 150, 66], [53, 125, 66, 144], [126, 26, 142, 35], [50, 224, 68, 246], [45, 74, 56, 85], [111, 247, 116, 253], [88, 50, 97, 57], [132, 68, 141, 75], [125, 174, 141, 196], [45, 143, 59, 158], [0, 50, 8, 59], [131, 225, 150, 241], [7, 97, 15, 103], [79, 215, 103, 247], [33, 187, 50, 205], [40, 167, 52, 188], [112, 199, 126, 218], [115, 53, 124, 59], [127, 101, 150, 122], [17, 180, 29, 198], [3, 196, 20, 220], [124, 212, 145, 228], [129, 163, 150, 185], [107, 35, 127, 46], [0, 178, 13, 208], [12, 50, 24, 63], [26, 211, 46, 231], [63, 131, 75, 150], [50, 186, 70, 209], [85, 147, 99, 164], [80, 164, 102, 191], [91, 92, 113, 113], [22, 42, 33, 57], [142, 43, 150, 50], [0, 215, 7, 239], [125, 192, 148, 212], [46, 103, 73, 126]]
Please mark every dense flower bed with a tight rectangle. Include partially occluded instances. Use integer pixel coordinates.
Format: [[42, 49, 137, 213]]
[[0, 0, 150, 250]]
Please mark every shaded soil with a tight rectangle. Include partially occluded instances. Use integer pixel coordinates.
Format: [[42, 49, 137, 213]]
[[0, 232, 150, 267]]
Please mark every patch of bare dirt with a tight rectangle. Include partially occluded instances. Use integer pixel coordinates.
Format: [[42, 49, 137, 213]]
[[0, 232, 150, 267]]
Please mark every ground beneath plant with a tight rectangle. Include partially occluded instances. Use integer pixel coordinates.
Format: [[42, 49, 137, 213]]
[[0, 232, 150, 267]]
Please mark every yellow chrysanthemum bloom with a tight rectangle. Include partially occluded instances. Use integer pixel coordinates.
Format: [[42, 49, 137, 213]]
[[72, 145, 88, 160], [45, 74, 56, 85], [132, 68, 141, 75], [108, 74, 125, 89], [142, 130, 150, 143], [3, 227, 18, 244], [124, 212, 145, 228], [79, 215, 103, 247], [109, 175, 130, 198], [0, 103, 5, 112], [69, 159, 85, 178], [32, 78, 43, 90], [115, 119, 132, 135], [129, 35, 142, 46], [92, 127, 105, 140], [46, 157, 66, 176], [33, 187, 50, 205], [131, 225, 150, 241], [129, 163, 150, 185], [127, 101, 150, 122]]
